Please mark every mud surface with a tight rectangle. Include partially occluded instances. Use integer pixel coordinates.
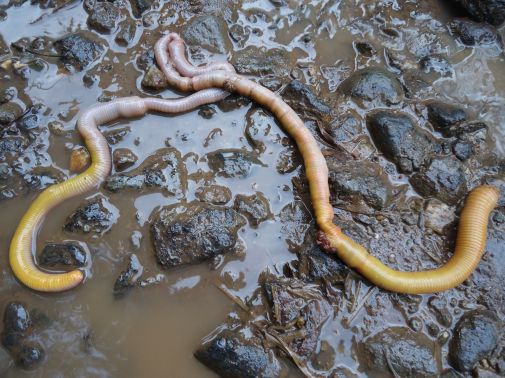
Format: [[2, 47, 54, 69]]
[[0, 0, 504, 377]]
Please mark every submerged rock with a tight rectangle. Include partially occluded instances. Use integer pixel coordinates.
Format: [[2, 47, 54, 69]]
[[105, 148, 186, 195], [281, 80, 332, 122], [182, 14, 230, 53], [130, 0, 152, 18], [327, 158, 399, 211], [338, 67, 404, 105], [195, 185, 232, 205], [64, 196, 117, 235], [151, 202, 246, 268], [195, 326, 282, 378], [87, 1, 120, 33], [359, 327, 441, 377], [141, 65, 169, 90], [279, 201, 312, 248], [263, 277, 333, 357], [449, 19, 503, 48], [319, 112, 363, 146], [449, 310, 500, 372], [39, 243, 87, 268], [0, 102, 23, 126], [1, 302, 45, 370], [54, 33, 104, 70], [455, 0, 505, 26], [112, 148, 138, 172], [207, 149, 265, 178], [367, 110, 438, 173], [113, 254, 143, 298], [427, 102, 467, 136], [232, 46, 291, 77], [115, 20, 136, 46], [410, 156, 467, 205], [233, 192, 272, 227]]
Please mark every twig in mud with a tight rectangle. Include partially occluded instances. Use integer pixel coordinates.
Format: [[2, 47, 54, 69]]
[[346, 286, 377, 325], [29, 0, 81, 25], [214, 284, 251, 314], [264, 331, 317, 378]]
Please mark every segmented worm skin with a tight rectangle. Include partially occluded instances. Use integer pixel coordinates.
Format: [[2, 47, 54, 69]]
[[9, 32, 500, 294]]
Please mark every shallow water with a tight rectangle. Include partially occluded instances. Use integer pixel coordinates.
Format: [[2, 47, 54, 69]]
[[1, 0, 504, 377]]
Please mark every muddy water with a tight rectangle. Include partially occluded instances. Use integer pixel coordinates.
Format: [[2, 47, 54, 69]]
[[1, 0, 505, 377]]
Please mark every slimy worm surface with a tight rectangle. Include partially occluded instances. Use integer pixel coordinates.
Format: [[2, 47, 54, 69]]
[[9, 33, 499, 294]]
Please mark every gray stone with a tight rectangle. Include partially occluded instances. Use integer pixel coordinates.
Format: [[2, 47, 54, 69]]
[[449, 310, 500, 372], [455, 0, 505, 26], [207, 149, 265, 178], [367, 110, 438, 173], [359, 327, 441, 377], [182, 14, 230, 53], [39, 243, 87, 268], [0, 102, 23, 126], [195, 326, 282, 378], [232, 46, 291, 77], [449, 19, 503, 48], [151, 202, 246, 268], [87, 1, 120, 33], [233, 192, 272, 226], [281, 80, 332, 122], [64, 197, 116, 235], [141, 65, 169, 90], [338, 67, 404, 105], [195, 185, 232, 205], [54, 33, 104, 70], [327, 158, 398, 211], [410, 156, 467, 205]]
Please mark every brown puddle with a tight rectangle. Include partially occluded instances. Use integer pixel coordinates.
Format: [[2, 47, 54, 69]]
[[1, 0, 505, 377]]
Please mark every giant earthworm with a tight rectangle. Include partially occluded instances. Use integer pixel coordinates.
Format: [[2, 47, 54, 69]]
[[9, 32, 499, 294]]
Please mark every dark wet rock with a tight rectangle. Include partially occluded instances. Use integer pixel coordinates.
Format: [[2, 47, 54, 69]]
[[198, 105, 216, 119], [0, 102, 23, 126], [427, 102, 467, 137], [54, 33, 104, 70], [424, 199, 455, 235], [87, 1, 120, 33], [428, 296, 452, 327], [64, 197, 116, 235], [244, 107, 282, 153], [327, 158, 400, 211], [104, 126, 131, 145], [141, 65, 169, 90], [452, 140, 473, 161], [338, 67, 404, 105], [276, 145, 301, 174], [319, 112, 362, 146], [216, 94, 251, 112], [449, 310, 500, 372], [195, 326, 282, 378], [0, 87, 16, 105], [359, 327, 441, 377], [105, 148, 186, 195], [16, 105, 45, 131], [410, 156, 467, 205], [279, 201, 312, 248], [263, 277, 333, 356], [449, 19, 503, 48], [0, 136, 28, 160], [182, 14, 230, 53], [233, 192, 271, 227], [195, 185, 232, 205], [39, 243, 87, 268], [114, 254, 143, 298], [455, 0, 505, 26], [281, 80, 332, 122], [259, 77, 282, 91], [367, 110, 438, 173], [3, 303, 31, 334], [115, 20, 136, 46], [130, 0, 152, 18], [151, 202, 246, 268], [16, 343, 44, 370], [22, 167, 65, 191], [353, 40, 376, 57], [232, 46, 291, 77], [0, 163, 25, 201], [207, 149, 265, 178], [419, 55, 453, 78], [112, 148, 137, 172]]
